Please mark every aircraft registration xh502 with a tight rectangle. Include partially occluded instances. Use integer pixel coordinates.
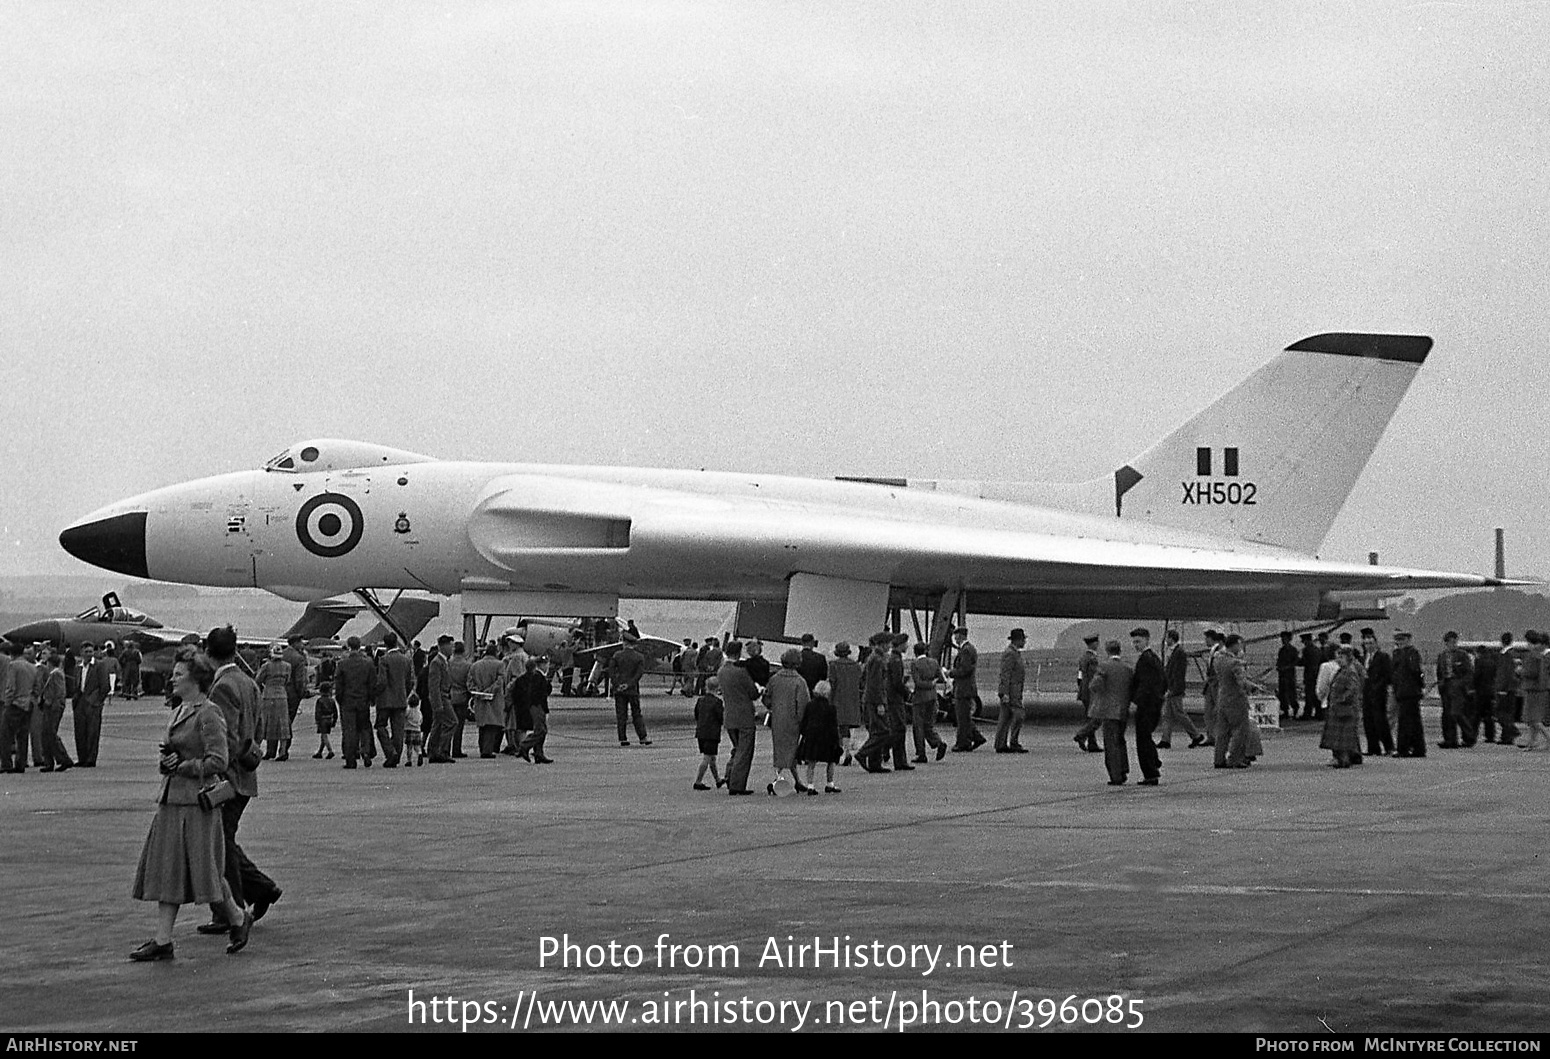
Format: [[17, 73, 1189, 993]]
[[60, 333, 1512, 641]]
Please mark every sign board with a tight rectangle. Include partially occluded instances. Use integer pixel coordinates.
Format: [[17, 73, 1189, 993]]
[[1249, 694, 1281, 730]]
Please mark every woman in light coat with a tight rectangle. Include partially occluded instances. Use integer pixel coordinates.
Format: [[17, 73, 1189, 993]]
[[762, 648, 811, 794], [254, 642, 293, 760], [129, 650, 251, 960]]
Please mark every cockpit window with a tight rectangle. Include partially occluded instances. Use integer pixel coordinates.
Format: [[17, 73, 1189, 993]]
[[264, 450, 297, 472]]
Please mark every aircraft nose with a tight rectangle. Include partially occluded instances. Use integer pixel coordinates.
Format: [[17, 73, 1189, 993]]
[[59, 511, 149, 579], [3, 620, 60, 645]]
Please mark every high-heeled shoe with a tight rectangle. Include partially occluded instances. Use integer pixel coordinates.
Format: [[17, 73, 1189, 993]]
[[326, 750, 334, 759]]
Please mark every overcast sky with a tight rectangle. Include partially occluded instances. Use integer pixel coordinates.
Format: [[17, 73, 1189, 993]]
[[2, 1, 1547, 585]]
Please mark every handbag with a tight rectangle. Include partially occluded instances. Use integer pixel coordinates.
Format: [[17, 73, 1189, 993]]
[[198, 777, 236, 811]]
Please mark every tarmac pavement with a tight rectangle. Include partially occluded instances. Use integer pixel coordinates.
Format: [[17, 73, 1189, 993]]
[[1, 691, 1546, 1033]]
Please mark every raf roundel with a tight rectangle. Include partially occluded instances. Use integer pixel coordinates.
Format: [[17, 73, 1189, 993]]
[[295, 493, 365, 558]]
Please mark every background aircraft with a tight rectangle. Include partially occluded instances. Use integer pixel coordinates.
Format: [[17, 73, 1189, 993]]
[[58, 334, 1515, 648]]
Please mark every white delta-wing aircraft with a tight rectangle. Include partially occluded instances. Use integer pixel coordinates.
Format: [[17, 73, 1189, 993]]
[[60, 333, 1509, 642]]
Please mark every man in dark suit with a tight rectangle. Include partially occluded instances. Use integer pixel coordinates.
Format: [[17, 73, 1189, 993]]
[[424, 635, 456, 763], [1129, 628, 1165, 785], [74, 642, 110, 767], [1276, 631, 1300, 719], [608, 638, 650, 747], [199, 626, 282, 934], [717, 641, 760, 794], [949, 627, 984, 751], [1300, 633, 1322, 720], [1155, 629, 1205, 749], [282, 635, 309, 732], [374, 632, 414, 766], [797, 633, 828, 692], [1088, 640, 1133, 785], [1360, 627, 1395, 756], [333, 636, 377, 768]]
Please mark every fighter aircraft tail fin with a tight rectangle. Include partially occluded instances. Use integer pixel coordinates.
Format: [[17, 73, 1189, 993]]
[[1111, 332, 1431, 554]]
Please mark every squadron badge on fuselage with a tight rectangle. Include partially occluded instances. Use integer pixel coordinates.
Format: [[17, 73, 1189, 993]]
[[394, 512, 412, 535]]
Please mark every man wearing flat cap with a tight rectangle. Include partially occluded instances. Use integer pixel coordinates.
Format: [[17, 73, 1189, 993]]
[[1071, 634, 1102, 753], [1435, 631, 1476, 748], [949, 627, 985, 752], [424, 634, 457, 763], [995, 629, 1028, 753], [1391, 630, 1426, 757]]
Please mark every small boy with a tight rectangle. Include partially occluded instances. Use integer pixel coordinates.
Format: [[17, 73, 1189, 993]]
[[693, 676, 725, 791], [312, 681, 338, 760], [405, 691, 424, 767]]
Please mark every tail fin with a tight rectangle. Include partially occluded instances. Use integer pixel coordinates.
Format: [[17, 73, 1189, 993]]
[[360, 597, 441, 646], [1113, 332, 1431, 553]]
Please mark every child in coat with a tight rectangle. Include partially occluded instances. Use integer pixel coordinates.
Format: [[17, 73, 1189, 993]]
[[692, 676, 725, 791], [405, 692, 424, 767], [312, 681, 338, 759], [797, 680, 842, 794]]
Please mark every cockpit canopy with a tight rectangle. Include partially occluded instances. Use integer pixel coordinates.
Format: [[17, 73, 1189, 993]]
[[263, 439, 437, 474]]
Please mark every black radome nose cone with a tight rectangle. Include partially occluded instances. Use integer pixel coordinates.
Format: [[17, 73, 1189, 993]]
[[60, 512, 149, 579]]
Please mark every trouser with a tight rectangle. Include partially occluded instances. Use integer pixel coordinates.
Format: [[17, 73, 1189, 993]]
[[1439, 680, 1475, 745], [1101, 718, 1129, 783], [29, 709, 48, 765], [519, 710, 549, 757], [1277, 670, 1298, 715], [855, 706, 894, 765], [286, 690, 301, 729], [614, 689, 647, 742], [1395, 696, 1426, 756], [1213, 707, 1250, 766], [1155, 693, 1200, 743], [1496, 692, 1520, 744], [560, 668, 574, 696], [911, 698, 946, 757], [375, 707, 406, 764], [885, 703, 910, 766], [995, 698, 1024, 750], [219, 795, 279, 912], [124, 668, 140, 699], [40, 706, 73, 768], [725, 726, 756, 792], [427, 703, 457, 760], [1134, 700, 1161, 780], [339, 704, 375, 763], [0, 707, 31, 770], [1303, 674, 1321, 718], [1073, 714, 1100, 747], [73, 697, 102, 765], [1474, 690, 1497, 743], [1362, 688, 1394, 754], [478, 724, 505, 756], [953, 693, 982, 748], [452, 700, 471, 756]]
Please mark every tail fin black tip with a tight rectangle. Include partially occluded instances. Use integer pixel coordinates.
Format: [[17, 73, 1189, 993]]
[[1285, 333, 1432, 364]]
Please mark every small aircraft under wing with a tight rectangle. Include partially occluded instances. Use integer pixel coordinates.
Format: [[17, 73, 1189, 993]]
[[58, 334, 1522, 641]]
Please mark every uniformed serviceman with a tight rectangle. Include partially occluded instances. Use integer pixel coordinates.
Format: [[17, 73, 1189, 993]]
[[1391, 630, 1427, 757], [1276, 631, 1300, 719], [1494, 632, 1521, 746], [885, 633, 913, 770], [1071, 633, 1102, 752], [1129, 627, 1165, 785], [1360, 627, 1395, 756], [854, 632, 896, 772], [1300, 633, 1322, 720], [948, 627, 985, 752]]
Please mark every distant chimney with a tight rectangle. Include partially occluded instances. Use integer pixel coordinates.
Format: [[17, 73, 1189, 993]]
[[1495, 528, 1506, 580], [1368, 552, 1378, 566]]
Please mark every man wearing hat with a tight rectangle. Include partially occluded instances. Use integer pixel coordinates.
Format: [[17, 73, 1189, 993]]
[[1276, 631, 1300, 719], [995, 629, 1028, 753], [828, 641, 863, 764], [716, 641, 759, 794], [1435, 631, 1476, 748], [1391, 630, 1427, 757], [949, 627, 985, 751], [854, 632, 897, 771], [282, 634, 310, 734], [1300, 633, 1322, 720], [374, 631, 414, 767], [884, 633, 914, 770], [424, 634, 457, 763], [1071, 634, 1102, 753], [1129, 627, 1165, 784], [609, 634, 651, 747]]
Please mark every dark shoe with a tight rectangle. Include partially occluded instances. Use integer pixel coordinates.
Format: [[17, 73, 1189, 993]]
[[1072, 734, 1086, 750], [639, 739, 653, 746], [1106, 780, 1126, 786], [913, 755, 928, 764], [226, 909, 254, 954], [481, 753, 497, 758], [129, 941, 174, 962], [362, 757, 372, 768], [620, 740, 630, 748], [342, 762, 357, 769], [716, 778, 727, 788], [841, 753, 853, 766], [56, 761, 73, 772], [40, 765, 55, 772], [693, 783, 712, 791], [312, 751, 323, 759], [728, 789, 753, 796], [893, 764, 915, 771], [935, 743, 947, 761], [1156, 741, 1171, 749], [824, 784, 841, 794], [326, 750, 334, 759], [1010, 746, 1028, 753], [767, 783, 777, 796], [1188, 735, 1207, 748], [1437, 742, 1460, 749], [274, 752, 289, 762], [995, 746, 1011, 754], [794, 780, 811, 793], [534, 755, 554, 764], [951, 746, 973, 753], [1202, 738, 1216, 747], [77, 762, 95, 767], [196, 920, 230, 935], [970, 734, 986, 748], [253, 888, 280, 922], [516, 747, 532, 761], [1137, 777, 1159, 786], [452, 752, 468, 758], [1085, 742, 1102, 753]]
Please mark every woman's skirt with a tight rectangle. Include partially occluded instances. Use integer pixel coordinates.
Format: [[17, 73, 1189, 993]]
[[132, 803, 227, 905], [1320, 711, 1362, 754], [255, 690, 291, 742]]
